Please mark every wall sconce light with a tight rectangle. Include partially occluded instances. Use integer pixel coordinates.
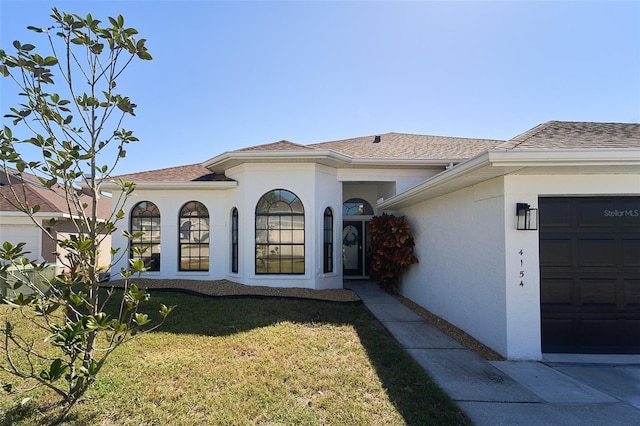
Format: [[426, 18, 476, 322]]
[[516, 203, 538, 230]]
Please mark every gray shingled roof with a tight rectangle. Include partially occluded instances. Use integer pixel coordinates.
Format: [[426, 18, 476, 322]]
[[111, 122, 640, 184], [232, 133, 503, 161], [114, 163, 233, 182], [309, 132, 503, 161], [496, 121, 640, 150], [236, 140, 314, 152]]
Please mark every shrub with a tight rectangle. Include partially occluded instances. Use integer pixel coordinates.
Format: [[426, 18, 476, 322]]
[[367, 213, 418, 293]]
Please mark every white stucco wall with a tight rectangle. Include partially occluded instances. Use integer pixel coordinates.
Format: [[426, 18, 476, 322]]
[[396, 177, 509, 356], [227, 163, 343, 289], [111, 187, 229, 281], [0, 216, 43, 262], [338, 167, 443, 197], [112, 162, 346, 290]]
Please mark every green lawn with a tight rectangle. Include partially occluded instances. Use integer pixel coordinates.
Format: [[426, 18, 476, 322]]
[[0, 291, 469, 425]]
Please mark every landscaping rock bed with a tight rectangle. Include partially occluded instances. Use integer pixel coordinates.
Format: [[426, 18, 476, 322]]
[[105, 278, 361, 302]]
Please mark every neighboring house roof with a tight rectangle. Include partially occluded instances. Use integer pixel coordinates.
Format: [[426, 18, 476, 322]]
[[0, 167, 111, 219], [496, 121, 640, 150], [113, 163, 234, 183], [307, 132, 503, 161]]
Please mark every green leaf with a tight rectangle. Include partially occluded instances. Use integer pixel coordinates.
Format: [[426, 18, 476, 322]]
[[159, 304, 176, 319], [137, 50, 152, 61], [133, 313, 150, 326], [43, 56, 58, 66]]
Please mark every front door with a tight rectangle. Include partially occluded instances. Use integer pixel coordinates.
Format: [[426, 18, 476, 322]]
[[342, 220, 371, 277], [343, 221, 367, 276]]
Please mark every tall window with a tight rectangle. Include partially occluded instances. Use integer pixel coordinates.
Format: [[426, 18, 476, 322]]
[[231, 207, 239, 273], [179, 201, 209, 271], [323, 207, 334, 273], [130, 201, 161, 271], [255, 189, 304, 274]]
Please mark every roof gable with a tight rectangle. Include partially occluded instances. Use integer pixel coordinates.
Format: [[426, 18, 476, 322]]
[[236, 140, 314, 152]]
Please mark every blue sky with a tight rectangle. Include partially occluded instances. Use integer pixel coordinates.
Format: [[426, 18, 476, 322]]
[[2, 1, 639, 175]]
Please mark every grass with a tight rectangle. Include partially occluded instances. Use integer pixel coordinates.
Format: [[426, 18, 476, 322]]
[[0, 290, 470, 425]]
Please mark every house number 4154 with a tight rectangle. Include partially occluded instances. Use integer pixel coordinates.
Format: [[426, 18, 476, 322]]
[[518, 249, 525, 287]]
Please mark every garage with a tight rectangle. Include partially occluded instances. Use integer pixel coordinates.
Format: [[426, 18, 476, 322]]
[[539, 196, 640, 353]]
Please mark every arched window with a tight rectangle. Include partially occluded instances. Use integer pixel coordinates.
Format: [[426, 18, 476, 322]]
[[343, 198, 374, 216], [255, 189, 304, 274], [130, 201, 161, 271], [179, 201, 209, 271], [231, 207, 239, 273], [323, 207, 334, 273]]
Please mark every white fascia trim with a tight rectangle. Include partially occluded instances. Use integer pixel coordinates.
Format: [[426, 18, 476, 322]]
[[487, 148, 640, 166], [203, 149, 456, 171], [0, 211, 69, 219], [347, 158, 457, 168], [203, 149, 351, 169], [379, 148, 640, 209]]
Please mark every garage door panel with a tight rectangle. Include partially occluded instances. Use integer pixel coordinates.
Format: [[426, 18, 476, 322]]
[[582, 320, 620, 346], [541, 320, 575, 347], [539, 239, 572, 267], [539, 200, 572, 227], [624, 280, 640, 309], [579, 279, 617, 308], [622, 240, 640, 266], [540, 278, 573, 307], [626, 320, 640, 346], [578, 201, 617, 228], [540, 196, 640, 354], [577, 238, 616, 267]]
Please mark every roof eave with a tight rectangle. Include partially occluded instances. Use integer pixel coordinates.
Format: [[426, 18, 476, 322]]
[[379, 148, 640, 210], [203, 150, 352, 173]]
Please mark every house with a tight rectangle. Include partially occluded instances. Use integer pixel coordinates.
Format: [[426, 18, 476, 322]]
[[105, 121, 640, 360], [0, 167, 112, 273]]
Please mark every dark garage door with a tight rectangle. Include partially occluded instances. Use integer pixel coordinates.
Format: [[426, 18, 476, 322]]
[[539, 197, 640, 354]]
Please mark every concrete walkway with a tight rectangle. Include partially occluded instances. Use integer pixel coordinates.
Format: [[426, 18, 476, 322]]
[[345, 281, 640, 426]]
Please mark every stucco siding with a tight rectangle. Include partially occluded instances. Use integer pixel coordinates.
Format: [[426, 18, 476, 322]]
[[396, 177, 509, 356], [0, 219, 42, 262]]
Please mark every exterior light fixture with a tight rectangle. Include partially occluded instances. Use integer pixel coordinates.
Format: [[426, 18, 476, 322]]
[[516, 203, 538, 230]]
